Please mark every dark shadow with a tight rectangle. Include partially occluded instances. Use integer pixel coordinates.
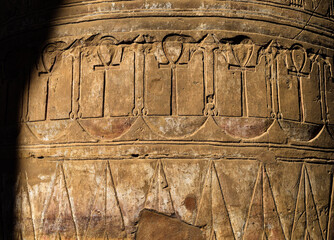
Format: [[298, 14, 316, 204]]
[[0, 1, 62, 238]]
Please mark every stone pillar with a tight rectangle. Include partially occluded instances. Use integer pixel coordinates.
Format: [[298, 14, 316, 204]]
[[1, 0, 334, 239]]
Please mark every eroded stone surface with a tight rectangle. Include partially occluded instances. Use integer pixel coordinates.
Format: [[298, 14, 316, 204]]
[[136, 210, 205, 240], [1, 0, 334, 239]]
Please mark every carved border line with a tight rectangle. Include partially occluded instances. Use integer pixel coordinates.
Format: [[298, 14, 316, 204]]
[[1, 6, 334, 46], [16, 34, 333, 147]]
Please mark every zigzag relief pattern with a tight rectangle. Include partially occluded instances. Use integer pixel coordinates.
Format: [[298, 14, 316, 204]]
[[15, 159, 334, 239], [4, 33, 330, 148]]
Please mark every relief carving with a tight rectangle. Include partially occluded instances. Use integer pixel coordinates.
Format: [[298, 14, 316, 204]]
[[144, 34, 204, 116], [28, 42, 71, 121], [2, 0, 333, 238], [14, 159, 334, 239], [8, 32, 334, 239], [12, 33, 332, 145], [25, 42, 74, 141], [276, 44, 328, 141]]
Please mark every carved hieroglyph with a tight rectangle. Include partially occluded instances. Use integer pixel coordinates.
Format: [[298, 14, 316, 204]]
[[1, 0, 334, 239]]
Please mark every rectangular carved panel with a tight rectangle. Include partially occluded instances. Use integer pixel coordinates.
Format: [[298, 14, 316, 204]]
[[277, 54, 301, 121], [176, 51, 204, 116], [302, 62, 322, 124], [247, 56, 270, 118], [47, 54, 72, 120], [145, 54, 171, 116], [215, 52, 242, 117], [105, 50, 135, 117], [28, 70, 48, 121], [80, 49, 105, 118]]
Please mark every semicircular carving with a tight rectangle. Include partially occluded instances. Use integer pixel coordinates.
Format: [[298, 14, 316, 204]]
[[214, 117, 274, 139], [78, 117, 137, 140], [278, 120, 323, 141], [26, 120, 72, 141], [143, 116, 207, 139]]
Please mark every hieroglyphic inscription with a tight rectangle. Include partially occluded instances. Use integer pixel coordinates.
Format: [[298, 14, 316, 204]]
[[215, 37, 270, 118], [144, 35, 204, 116], [28, 42, 72, 121], [7, 33, 334, 240], [2, 1, 334, 239], [277, 44, 324, 124], [80, 37, 135, 118], [13, 33, 333, 144]]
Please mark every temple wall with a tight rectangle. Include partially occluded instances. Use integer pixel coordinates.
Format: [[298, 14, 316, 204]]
[[1, 0, 334, 239]]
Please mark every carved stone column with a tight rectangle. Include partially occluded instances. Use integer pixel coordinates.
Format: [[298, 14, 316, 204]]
[[1, 0, 334, 239]]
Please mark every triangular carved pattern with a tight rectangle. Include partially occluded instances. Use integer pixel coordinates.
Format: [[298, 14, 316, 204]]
[[84, 161, 125, 239], [291, 165, 324, 239], [39, 163, 78, 239], [243, 164, 285, 239], [14, 172, 35, 240], [195, 160, 235, 239], [144, 160, 175, 216]]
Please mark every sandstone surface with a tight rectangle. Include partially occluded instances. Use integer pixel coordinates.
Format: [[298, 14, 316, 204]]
[[1, 0, 334, 239]]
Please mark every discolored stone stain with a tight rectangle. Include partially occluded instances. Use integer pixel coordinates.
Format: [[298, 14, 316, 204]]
[[79, 117, 135, 139], [136, 210, 205, 240], [214, 117, 274, 139], [6, 0, 334, 238], [184, 194, 197, 212], [278, 120, 323, 141]]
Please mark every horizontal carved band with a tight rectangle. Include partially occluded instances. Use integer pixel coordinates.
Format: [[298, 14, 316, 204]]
[[1, 33, 334, 146], [14, 158, 334, 239]]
